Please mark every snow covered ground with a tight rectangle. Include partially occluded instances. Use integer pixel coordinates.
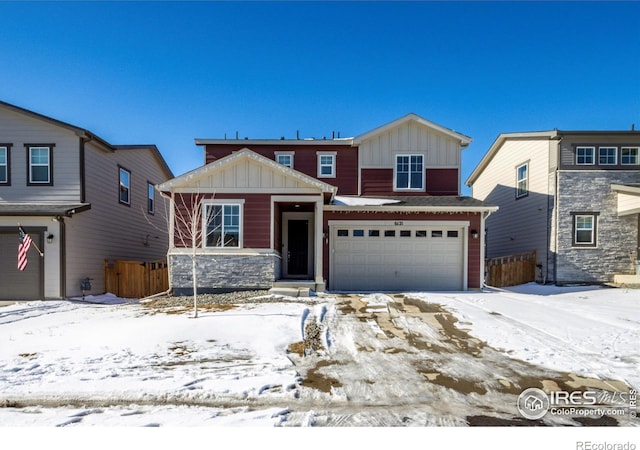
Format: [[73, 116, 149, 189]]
[[1, 285, 638, 447]]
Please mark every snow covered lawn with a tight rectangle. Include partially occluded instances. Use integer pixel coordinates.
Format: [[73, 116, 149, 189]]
[[0, 284, 638, 431]]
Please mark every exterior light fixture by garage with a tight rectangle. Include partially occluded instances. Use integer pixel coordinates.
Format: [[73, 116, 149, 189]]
[[46, 233, 54, 243], [471, 230, 479, 239]]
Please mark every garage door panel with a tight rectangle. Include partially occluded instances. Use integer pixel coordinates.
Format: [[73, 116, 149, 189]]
[[0, 231, 43, 300], [332, 225, 464, 291]]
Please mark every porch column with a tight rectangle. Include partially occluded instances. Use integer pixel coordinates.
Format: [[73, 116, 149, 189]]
[[314, 198, 325, 291]]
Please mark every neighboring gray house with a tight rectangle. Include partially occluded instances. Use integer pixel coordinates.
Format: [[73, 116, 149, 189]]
[[467, 129, 640, 285], [0, 100, 173, 300]]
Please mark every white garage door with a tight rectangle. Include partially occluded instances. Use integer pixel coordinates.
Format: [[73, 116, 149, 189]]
[[331, 225, 465, 291]]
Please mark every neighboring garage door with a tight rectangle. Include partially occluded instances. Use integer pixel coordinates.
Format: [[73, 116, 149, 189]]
[[331, 224, 465, 291], [0, 230, 43, 300]]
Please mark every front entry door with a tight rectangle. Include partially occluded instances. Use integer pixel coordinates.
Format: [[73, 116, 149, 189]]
[[287, 220, 308, 276]]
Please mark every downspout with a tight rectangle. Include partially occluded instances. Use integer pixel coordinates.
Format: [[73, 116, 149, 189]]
[[58, 216, 66, 298], [480, 209, 495, 289]]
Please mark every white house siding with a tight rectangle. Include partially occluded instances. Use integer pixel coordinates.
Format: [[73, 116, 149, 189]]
[[64, 142, 170, 297], [0, 107, 81, 202], [471, 138, 552, 276], [359, 121, 460, 169]]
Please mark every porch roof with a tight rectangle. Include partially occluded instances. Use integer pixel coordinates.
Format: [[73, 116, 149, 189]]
[[326, 195, 498, 213], [611, 184, 640, 216], [0, 202, 91, 217]]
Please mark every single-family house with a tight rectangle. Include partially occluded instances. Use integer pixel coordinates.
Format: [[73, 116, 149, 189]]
[[158, 113, 497, 294], [0, 100, 173, 300], [466, 129, 640, 285]]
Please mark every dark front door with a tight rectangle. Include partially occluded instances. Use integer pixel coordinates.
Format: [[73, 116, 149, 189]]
[[288, 220, 308, 276]]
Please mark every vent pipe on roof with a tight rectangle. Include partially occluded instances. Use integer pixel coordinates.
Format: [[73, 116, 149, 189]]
[[235, 131, 239, 140], [632, 124, 635, 131], [296, 130, 299, 140]]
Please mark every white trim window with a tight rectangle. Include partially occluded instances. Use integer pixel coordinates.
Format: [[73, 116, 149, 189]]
[[119, 166, 131, 205], [621, 147, 639, 165], [204, 203, 242, 248], [317, 152, 336, 178], [275, 152, 294, 168], [576, 146, 595, 165], [28, 146, 52, 184], [598, 147, 617, 165], [574, 214, 595, 246], [395, 154, 424, 191], [516, 162, 528, 198], [0, 146, 8, 184]]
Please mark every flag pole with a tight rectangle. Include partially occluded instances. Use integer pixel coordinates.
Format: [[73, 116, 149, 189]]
[[17, 222, 44, 257]]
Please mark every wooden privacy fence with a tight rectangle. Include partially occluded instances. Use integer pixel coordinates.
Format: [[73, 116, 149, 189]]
[[104, 259, 169, 298], [485, 250, 537, 288]]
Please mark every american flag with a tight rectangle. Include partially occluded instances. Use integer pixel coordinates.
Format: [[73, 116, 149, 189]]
[[18, 226, 33, 271]]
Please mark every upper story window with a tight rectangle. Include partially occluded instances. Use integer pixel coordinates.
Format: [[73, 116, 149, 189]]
[[275, 152, 294, 168], [598, 147, 617, 165], [27, 145, 53, 185], [204, 202, 242, 248], [317, 152, 336, 178], [516, 162, 528, 198], [576, 147, 595, 165], [147, 182, 155, 214], [119, 166, 131, 205], [395, 154, 424, 191], [0, 145, 10, 185], [621, 147, 639, 165]]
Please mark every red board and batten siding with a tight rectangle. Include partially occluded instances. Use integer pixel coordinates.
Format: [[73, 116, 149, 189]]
[[172, 193, 273, 249], [322, 211, 482, 289], [360, 168, 459, 196], [204, 144, 358, 195]]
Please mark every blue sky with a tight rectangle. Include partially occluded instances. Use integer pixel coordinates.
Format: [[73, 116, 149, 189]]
[[1, 1, 638, 195]]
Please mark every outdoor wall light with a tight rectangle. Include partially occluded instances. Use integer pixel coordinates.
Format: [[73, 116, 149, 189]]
[[46, 233, 54, 244], [471, 230, 479, 240]]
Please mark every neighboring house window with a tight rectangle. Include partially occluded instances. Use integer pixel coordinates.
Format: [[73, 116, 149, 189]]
[[204, 203, 242, 248], [27, 145, 53, 185], [516, 162, 528, 198], [395, 154, 424, 190], [317, 152, 336, 178], [0, 145, 10, 185], [621, 147, 639, 165], [572, 213, 598, 247], [576, 147, 595, 165], [147, 182, 155, 214], [598, 147, 617, 165], [275, 152, 294, 168], [119, 166, 131, 205]]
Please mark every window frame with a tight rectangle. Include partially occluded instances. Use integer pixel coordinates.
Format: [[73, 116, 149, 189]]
[[598, 147, 618, 166], [202, 201, 244, 249], [394, 154, 425, 191], [118, 166, 131, 206], [275, 152, 294, 168], [621, 147, 639, 165], [575, 146, 595, 166], [26, 144, 54, 186], [316, 152, 336, 178], [0, 144, 11, 185], [572, 213, 599, 247], [515, 162, 529, 199], [147, 182, 155, 214]]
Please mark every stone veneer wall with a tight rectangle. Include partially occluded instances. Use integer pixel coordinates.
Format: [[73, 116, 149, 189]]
[[556, 171, 638, 283], [169, 252, 281, 295]]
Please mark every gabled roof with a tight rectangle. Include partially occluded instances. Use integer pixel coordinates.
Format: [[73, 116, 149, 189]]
[[352, 113, 472, 147], [466, 131, 558, 186], [0, 100, 173, 178], [156, 148, 337, 197]]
